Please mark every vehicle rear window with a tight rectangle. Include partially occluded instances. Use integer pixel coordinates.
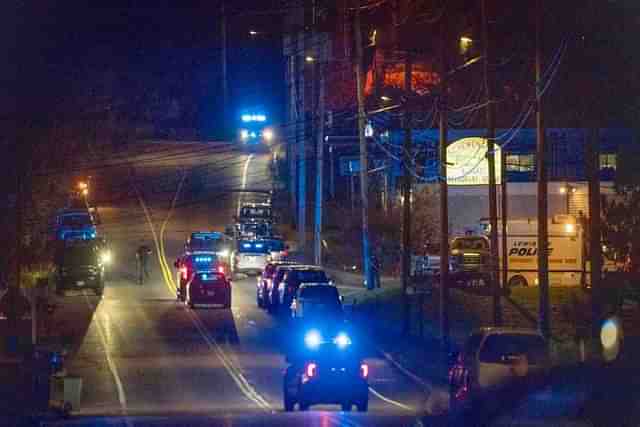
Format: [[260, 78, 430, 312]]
[[479, 334, 547, 365], [190, 238, 224, 252], [299, 286, 339, 301], [292, 270, 328, 283], [61, 214, 92, 227], [196, 272, 225, 282]]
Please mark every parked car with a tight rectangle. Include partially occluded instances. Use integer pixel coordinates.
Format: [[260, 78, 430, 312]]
[[257, 261, 299, 308], [277, 266, 331, 315], [232, 240, 270, 276], [290, 284, 342, 319], [449, 327, 550, 412], [185, 271, 231, 309], [267, 264, 298, 312]]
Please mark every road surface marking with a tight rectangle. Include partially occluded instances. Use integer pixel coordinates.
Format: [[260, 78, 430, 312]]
[[186, 308, 272, 410], [368, 386, 415, 411], [83, 294, 133, 426], [134, 185, 174, 295], [237, 154, 254, 214]]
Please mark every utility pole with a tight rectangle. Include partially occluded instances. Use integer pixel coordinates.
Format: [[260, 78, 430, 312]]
[[439, 23, 450, 348], [587, 127, 602, 337], [482, 0, 502, 326], [401, 54, 413, 333], [314, 4, 326, 266], [298, 30, 308, 259], [289, 52, 298, 219], [501, 140, 509, 295], [536, 0, 550, 339], [221, 1, 229, 140], [354, 1, 373, 289]]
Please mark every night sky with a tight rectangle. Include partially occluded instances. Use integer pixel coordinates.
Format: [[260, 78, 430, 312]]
[[11, 1, 286, 136]]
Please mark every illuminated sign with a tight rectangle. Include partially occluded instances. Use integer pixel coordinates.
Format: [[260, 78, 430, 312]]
[[446, 137, 501, 185]]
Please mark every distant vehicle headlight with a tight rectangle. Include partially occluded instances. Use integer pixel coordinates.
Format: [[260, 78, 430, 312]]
[[333, 332, 352, 349], [100, 250, 112, 265], [304, 329, 322, 349], [263, 128, 274, 141]]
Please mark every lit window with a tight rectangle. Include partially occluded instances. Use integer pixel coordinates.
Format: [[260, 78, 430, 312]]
[[506, 154, 535, 172], [600, 153, 617, 170]]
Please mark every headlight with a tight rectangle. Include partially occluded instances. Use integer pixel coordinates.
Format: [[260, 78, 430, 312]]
[[263, 128, 274, 141], [304, 329, 322, 349], [100, 251, 112, 265], [333, 332, 352, 349], [240, 129, 249, 140], [217, 249, 229, 258]]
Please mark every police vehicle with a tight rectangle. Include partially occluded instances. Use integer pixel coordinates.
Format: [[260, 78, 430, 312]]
[[237, 112, 275, 150], [283, 320, 369, 412]]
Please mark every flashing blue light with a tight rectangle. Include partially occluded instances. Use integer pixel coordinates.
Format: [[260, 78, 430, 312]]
[[241, 114, 267, 123], [195, 256, 213, 263], [255, 243, 264, 248], [333, 332, 352, 349], [242, 243, 252, 249], [304, 329, 322, 349], [250, 131, 257, 138]]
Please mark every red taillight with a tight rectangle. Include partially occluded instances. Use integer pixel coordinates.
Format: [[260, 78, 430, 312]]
[[180, 266, 188, 280], [360, 363, 369, 379], [305, 362, 317, 378], [218, 265, 225, 274], [283, 251, 288, 257]]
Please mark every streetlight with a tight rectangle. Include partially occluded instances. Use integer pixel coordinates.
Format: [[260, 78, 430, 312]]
[[459, 36, 473, 55], [249, 30, 258, 36], [380, 95, 392, 102], [305, 55, 315, 63]]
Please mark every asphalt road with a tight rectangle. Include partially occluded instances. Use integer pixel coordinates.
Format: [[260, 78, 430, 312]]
[[60, 142, 424, 426]]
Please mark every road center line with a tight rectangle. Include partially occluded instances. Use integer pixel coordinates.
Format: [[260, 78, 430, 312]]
[[238, 154, 254, 215]]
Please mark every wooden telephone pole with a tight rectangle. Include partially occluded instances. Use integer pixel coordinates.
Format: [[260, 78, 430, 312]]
[[482, 0, 502, 326], [536, 0, 551, 339]]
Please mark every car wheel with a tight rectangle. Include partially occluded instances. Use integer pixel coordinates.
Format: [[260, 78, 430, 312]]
[[341, 402, 352, 412], [356, 399, 368, 412], [508, 275, 528, 289]]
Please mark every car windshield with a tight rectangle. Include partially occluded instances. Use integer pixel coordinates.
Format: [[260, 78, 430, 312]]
[[479, 334, 547, 365], [451, 238, 489, 251], [61, 214, 92, 227], [292, 270, 328, 283]]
